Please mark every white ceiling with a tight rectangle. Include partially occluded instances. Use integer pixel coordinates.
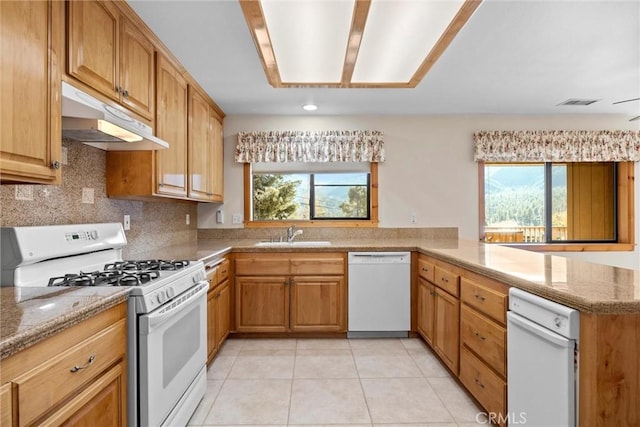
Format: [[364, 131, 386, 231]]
[[128, 0, 640, 118]]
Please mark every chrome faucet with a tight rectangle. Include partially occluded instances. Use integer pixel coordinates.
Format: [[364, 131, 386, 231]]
[[286, 225, 303, 242]]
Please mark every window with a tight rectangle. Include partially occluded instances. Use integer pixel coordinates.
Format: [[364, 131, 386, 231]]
[[481, 162, 635, 248], [245, 163, 378, 226]]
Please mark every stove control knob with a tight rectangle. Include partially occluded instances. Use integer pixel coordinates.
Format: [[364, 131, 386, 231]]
[[192, 276, 197, 284], [157, 291, 167, 304], [167, 287, 175, 299]]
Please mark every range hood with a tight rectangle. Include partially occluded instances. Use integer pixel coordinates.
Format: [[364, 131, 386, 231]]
[[61, 81, 169, 150]]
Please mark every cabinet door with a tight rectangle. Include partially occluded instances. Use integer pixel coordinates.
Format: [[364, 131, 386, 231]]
[[1, 0, 62, 184], [290, 276, 345, 332], [417, 277, 435, 345], [155, 54, 188, 197], [214, 280, 231, 348], [0, 382, 12, 426], [119, 16, 154, 120], [434, 288, 460, 374], [188, 86, 213, 201], [207, 287, 217, 363], [235, 276, 289, 332], [38, 363, 126, 427], [210, 113, 224, 202], [67, 0, 119, 101]]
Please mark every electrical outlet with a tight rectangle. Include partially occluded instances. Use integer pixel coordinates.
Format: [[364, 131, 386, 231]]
[[186, 214, 190, 225], [216, 210, 224, 224], [82, 188, 94, 204], [15, 186, 33, 201], [410, 212, 418, 224], [123, 215, 131, 231], [232, 213, 242, 224]]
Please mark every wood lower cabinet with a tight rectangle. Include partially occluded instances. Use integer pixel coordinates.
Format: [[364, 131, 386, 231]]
[[235, 253, 346, 333], [1, 0, 62, 184], [416, 255, 460, 374], [207, 259, 232, 364], [67, 0, 155, 120], [0, 303, 127, 426], [433, 287, 460, 373], [290, 276, 345, 332], [0, 382, 12, 426]]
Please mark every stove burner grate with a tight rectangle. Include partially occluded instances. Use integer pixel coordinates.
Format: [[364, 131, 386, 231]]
[[48, 270, 161, 287], [104, 259, 190, 272]]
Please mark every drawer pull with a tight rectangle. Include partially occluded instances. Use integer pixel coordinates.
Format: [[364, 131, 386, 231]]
[[70, 354, 96, 373], [474, 377, 485, 389], [442, 277, 449, 283], [473, 330, 486, 341], [430, 290, 436, 296], [474, 293, 486, 301], [422, 267, 429, 272]]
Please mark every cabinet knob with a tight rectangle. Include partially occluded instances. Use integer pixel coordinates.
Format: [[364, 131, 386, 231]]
[[123, 90, 129, 98], [116, 86, 122, 94], [51, 160, 61, 169]]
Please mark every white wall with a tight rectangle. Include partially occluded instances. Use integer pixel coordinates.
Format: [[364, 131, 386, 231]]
[[198, 115, 640, 269]]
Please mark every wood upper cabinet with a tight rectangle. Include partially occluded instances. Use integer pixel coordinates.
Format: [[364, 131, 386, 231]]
[[67, 0, 154, 120], [234, 253, 346, 333], [0, 303, 127, 426], [188, 85, 224, 202], [1, 0, 62, 184], [155, 54, 188, 198], [290, 276, 345, 332]]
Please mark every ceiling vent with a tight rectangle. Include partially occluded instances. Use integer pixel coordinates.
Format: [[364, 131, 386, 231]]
[[558, 99, 598, 106]]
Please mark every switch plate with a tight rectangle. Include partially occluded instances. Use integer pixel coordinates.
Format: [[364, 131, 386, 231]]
[[410, 212, 417, 224], [216, 210, 224, 224], [82, 188, 94, 204], [186, 214, 190, 225], [232, 213, 242, 224], [123, 215, 131, 231]]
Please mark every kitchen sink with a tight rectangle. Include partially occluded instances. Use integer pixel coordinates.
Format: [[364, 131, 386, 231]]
[[254, 241, 332, 247]]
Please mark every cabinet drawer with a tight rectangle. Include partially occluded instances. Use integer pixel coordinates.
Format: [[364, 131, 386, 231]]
[[236, 255, 289, 275], [14, 319, 126, 426], [417, 258, 435, 282], [460, 278, 507, 324], [460, 305, 506, 377], [217, 259, 230, 283], [290, 255, 344, 275], [434, 266, 459, 297], [459, 346, 506, 423]]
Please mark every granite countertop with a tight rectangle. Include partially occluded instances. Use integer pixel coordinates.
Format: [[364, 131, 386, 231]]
[[132, 237, 640, 314], [0, 287, 129, 360]]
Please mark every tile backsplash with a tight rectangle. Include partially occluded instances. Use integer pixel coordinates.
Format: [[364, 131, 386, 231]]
[[0, 140, 197, 256]]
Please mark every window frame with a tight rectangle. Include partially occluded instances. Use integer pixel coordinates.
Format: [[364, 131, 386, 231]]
[[244, 163, 379, 228], [478, 161, 635, 252]]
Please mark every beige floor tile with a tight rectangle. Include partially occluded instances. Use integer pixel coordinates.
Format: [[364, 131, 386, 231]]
[[290, 425, 371, 427], [204, 379, 291, 425], [240, 338, 297, 350], [409, 349, 452, 378], [400, 338, 429, 351], [349, 338, 408, 356], [228, 352, 295, 379], [296, 338, 351, 350], [187, 380, 224, 425], [361, 378, 454, 423], [207, 356, 236, 380], [216, 339, 244, 357], [372, 424, 457, 427], [294, 350, 358, 379], [428, 377, 482, 423], [354, 354, 423, 378], [289, 379, 371, 424]]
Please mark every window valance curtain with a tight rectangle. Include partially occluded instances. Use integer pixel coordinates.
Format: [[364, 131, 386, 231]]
[[235, 130, 385, 163], [474, 130, 640, 162]]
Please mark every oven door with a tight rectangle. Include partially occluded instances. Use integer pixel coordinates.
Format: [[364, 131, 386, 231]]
[[138, 281, 209, 427]]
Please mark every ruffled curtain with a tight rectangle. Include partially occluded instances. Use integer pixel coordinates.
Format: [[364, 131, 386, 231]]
[[474, 130, 640, 162], [235, 130, 385, 163]]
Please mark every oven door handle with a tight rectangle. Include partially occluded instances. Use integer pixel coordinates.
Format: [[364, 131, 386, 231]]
[[140, 280, 209, 334]]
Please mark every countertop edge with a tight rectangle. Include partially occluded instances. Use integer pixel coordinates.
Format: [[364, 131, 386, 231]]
[[0, 290, 129, 360]]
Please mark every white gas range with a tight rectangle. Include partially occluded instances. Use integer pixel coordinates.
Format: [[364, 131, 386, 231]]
[[1, 223, 209, 427]]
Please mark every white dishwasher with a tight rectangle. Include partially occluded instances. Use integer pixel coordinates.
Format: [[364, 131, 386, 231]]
[[507, 288, 580, 427], [348, 252, 411, 338]]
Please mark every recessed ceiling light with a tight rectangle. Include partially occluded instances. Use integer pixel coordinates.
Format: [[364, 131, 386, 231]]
[[302, 104, 318, 111]]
